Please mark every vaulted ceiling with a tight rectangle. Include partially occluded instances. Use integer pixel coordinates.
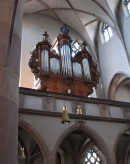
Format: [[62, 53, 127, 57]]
[[23, 0, 120, 59]]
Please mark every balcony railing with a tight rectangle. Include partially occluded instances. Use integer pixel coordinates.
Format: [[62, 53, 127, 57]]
[[19, 87, 130, 123]]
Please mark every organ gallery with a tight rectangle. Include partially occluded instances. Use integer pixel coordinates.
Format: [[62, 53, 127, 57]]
[[29, 24, 100, 96]]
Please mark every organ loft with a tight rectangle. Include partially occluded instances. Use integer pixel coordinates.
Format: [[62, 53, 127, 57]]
[[29, 24, 100, 96]]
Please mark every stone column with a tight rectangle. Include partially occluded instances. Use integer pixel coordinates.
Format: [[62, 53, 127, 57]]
[[109, 153, 117, 164], [45, 157, 56, 164], [45, 151, 56, 164], [0, 0, 23, 164]]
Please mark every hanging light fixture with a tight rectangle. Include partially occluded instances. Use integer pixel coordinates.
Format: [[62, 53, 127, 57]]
[[61, 106, 70, 124]]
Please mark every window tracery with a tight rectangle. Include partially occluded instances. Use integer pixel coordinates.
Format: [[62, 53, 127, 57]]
[[102, 23, 113, 42], [72, 41, 81, 57], [84, 148, 102, 164], [125, 0, 130, 13]]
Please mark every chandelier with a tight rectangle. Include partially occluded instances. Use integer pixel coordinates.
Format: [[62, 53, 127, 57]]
[[29, 24, 99, 97]]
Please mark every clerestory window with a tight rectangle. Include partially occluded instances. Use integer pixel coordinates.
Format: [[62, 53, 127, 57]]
[[102, 23, 113, 43], [72, 41, 81, 57], [51, 37, 59, 54], [125, 0, 130, 13]]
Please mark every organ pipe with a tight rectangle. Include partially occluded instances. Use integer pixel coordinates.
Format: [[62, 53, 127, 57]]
[[60, 44, 72, 77], [82, 58, 91, 82], [41, 49, 49, 75], [50, 58, 60, 75], [57, 24, 73, 84], [73, 62, 82, 78]]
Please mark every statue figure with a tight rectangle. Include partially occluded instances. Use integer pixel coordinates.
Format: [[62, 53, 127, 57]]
[[76, 105, 83, 115], [60, 24, 69, 35]]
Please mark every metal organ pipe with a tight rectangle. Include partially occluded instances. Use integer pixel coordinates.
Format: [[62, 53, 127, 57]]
[[50, 58, 60, 75], [82, 58, 91, 82], [73, 62, 82, 78], [61, 46, 64, 75], [61, 44, 72, 78], [41, 49, 49, 75], [67, 45, 72, 76]]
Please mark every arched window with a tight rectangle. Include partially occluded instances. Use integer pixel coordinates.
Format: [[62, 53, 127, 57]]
[[72, 41, 81, 57], [125, 0, 130, 13], [102, 23, 113, 42], [51, 37, 59, 54], [84, 148, 102, 164]]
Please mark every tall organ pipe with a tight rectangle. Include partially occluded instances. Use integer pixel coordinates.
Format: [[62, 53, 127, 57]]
[[60, 44, 72, 78], [82, 58, 91, 82], [58, 24, 73, 79], [41, 49, 49, 75]]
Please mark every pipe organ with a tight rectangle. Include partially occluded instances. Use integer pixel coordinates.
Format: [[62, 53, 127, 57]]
[[29, 24, 99, 96]]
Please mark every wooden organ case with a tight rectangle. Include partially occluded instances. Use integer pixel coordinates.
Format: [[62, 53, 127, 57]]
[[29, 24, 100, 96]]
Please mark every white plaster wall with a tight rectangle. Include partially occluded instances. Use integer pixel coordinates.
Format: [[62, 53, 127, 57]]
[[115, 84, 130, 102], [23, 95, 42, 110], [20, 115, 75, 151], [98, 27, 130, 97], [118, 3, 130, 60], [20, 114, 128, 154], [109, 106, 124, 118], [20, 14, 82, 88], [86, 121, 127, 153], [85, 103, 100, 116], [105, 0, 119, 17]]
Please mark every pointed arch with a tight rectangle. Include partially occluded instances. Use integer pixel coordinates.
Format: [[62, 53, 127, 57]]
[[19, 120, 49, 163], [114, 125, 130, 164], [108, 72, 130, 100], [53, 124, 112, 164]]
